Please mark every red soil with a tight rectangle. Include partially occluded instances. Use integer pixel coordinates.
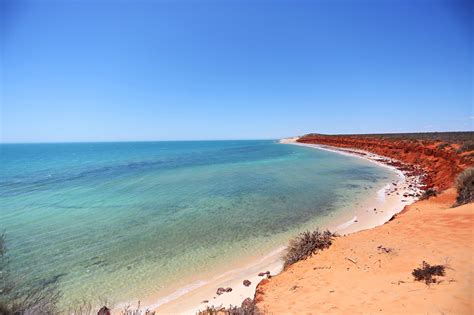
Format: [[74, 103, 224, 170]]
[[297, 134, 474, 191]]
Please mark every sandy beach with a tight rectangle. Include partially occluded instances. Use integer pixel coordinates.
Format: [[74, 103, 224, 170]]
[[145, 137, 424, 314]]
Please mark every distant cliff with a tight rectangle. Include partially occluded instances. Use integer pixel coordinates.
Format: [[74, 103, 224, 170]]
[[297, 132, 474, 191]]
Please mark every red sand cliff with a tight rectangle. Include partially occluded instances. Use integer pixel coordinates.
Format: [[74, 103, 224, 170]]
[[297, 134, 473, 191], [254, 134, 474, 314]]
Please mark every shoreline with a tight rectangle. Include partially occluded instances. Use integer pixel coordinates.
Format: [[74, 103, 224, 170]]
[[285, 138, 424, 234], [140, 137, 424, 314]]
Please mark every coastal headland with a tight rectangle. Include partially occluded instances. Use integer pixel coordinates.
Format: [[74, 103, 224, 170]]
[[255, 132, 474, 314], [156, 132, 473, 314]]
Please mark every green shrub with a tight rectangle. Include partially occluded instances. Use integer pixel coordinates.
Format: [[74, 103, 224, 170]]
[[283, 229, 335, 269], [455, 167, 474, 206]]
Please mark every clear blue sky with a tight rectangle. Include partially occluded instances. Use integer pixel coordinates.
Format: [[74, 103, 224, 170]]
[[1, 0, 472, 143]]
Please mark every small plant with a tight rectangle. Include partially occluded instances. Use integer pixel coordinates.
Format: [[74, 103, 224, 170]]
[[454, 167, 474, 206], [420, 188, 437, 200], [283, 229, 335, 268], [412, 261, 445, 285], [197, 298, 261, 315]]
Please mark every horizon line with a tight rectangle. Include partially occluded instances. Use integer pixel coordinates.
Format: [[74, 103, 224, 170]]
[[1, 130, 473, 145]]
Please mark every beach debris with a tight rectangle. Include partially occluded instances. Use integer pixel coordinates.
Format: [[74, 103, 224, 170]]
[[243, 279, 251, 286], [377, 245, 393, 254], [313, 266, 331, 270], [289, 285, 299, 291], [345, 257, 358, 265], [201, 300, 209, 303], [216, 287, 232, 295]]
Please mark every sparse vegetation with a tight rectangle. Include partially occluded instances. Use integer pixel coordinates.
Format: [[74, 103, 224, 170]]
[[0, 233, 61, 315], [301, 132, 474, 145], [436, 143, 450, 150], [420, 188, 438, 200], [197, 298, 261, 315], [120, 301, 155, 315], [412, 261, 446, 285], [283, 229, 335, 269], [456, 141, 474, 153], [454, 167, 474, 206]]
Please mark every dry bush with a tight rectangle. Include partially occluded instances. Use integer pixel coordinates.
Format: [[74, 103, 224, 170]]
[[68, 300, 155, 315], [66, 298, 117, 315], [454, 167, 474, 206], [197, 298, 261, 315], [283, 229, 335, 269], [412, 261, 446, 285], [121, 301, 155, 315], [420, 188, 438, 200]]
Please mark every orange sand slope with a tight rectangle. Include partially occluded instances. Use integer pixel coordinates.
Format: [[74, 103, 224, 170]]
[[255, 189, 473, 314]]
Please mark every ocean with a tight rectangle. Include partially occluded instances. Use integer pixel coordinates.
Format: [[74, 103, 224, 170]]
[[0, 140, 398, 309]]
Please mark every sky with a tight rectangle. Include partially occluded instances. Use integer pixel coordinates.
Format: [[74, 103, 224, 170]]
[[1, 0, 472, 143]]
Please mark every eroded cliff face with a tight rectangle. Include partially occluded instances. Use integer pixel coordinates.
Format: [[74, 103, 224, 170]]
[[297, 134, 474, 191]]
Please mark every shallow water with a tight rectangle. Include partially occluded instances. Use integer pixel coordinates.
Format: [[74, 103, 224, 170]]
[[0, 140, 397, 308]]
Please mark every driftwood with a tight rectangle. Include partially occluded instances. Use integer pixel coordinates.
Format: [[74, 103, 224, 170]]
[[345, 257, 357, 265]]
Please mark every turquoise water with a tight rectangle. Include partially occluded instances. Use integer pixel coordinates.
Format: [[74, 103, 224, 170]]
[[0, 140, 396, 308]]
